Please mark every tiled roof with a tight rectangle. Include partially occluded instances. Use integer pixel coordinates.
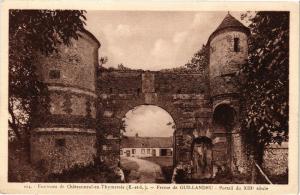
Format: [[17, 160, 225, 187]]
[[208, 13, 249, 44], [121, 136, 173, 148], [215, 13, 247, 32]]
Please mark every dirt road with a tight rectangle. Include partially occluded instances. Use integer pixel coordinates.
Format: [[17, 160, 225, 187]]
[[122, 157, 165, 183]]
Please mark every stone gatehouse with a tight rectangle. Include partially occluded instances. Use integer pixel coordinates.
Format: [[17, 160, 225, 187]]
[[29, 13, 287, 178]]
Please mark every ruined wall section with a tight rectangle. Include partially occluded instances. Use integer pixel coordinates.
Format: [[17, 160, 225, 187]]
[[154, 73, 209, 94], [97, 71, 212, 165]]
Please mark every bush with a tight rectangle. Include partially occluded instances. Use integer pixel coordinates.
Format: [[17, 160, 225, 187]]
[[47, 157, 121, 183], [8, 140, 44, 182]]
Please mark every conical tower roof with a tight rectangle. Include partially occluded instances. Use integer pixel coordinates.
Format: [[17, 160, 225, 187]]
[[216, 13, 247, 32], [208, 13, 249, 44]]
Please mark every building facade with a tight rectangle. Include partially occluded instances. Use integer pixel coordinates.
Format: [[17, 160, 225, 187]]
[[120, 137, 173, 158]]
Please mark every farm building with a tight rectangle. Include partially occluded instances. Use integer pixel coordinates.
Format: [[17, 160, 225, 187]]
[[120, 136, 173, 158]]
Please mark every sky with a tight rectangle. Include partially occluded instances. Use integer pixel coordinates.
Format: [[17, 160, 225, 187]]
[[85, 11, 246, 70], [122, 105, 175, 137], [85, 11, 247, 137]]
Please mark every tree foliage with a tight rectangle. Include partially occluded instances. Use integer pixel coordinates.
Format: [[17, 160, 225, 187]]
[[241, 12, 289, 164], [9, 10, 87, 140], [161, 44, 209, 74], [184, 44, 209, 74]]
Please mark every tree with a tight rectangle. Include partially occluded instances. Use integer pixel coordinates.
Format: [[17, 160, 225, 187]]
[[9, 10, 87, 142], [117, 63, 131, 70], [119, 118, 127, 139], [161, 44, 209, 74], [99, 56, 108, 67], [240, 12, 289, 167], [184, 44, 209, 74]]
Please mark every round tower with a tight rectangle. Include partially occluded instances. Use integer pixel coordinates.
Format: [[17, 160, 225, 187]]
[[207, 13, 250, 174], [30, 30, 100, 173]]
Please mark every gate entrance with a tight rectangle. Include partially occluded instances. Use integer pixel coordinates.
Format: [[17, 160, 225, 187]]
[[119, 105, 175, 183], [212, 104, 236, 170], [97, 70, 211, 167]]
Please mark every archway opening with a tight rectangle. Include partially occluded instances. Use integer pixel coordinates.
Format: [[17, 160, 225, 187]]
[[212, 104, 236, 169], [119, 105, 175, 183], [213, 104, 236, 132]]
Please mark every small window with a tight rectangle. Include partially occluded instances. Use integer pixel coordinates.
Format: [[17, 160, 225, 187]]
[[55, 138, 65, 147], [132, 149, 136, 154], [120, 149, 123, 155], [141, 149, 145, 154], [234, 38, 240, 52], [147, 149, 150, 154], [49, 70, 60, 79], [137, 88, 140, 95]]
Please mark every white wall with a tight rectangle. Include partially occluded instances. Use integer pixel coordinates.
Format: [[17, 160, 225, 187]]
[[120, 147, 172, 158]]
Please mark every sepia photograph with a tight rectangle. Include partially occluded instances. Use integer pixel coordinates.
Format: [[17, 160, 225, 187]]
[[1, 2, 298, 193]]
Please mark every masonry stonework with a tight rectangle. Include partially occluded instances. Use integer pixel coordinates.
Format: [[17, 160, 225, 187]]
[[30, 14, 287, 178], [30, 30, 100, 173]]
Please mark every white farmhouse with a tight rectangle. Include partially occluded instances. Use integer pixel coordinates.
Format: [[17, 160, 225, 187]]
[[120, 136, 173, 158]]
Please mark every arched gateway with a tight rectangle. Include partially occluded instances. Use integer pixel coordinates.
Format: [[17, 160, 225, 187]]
[[97, 70, 211, 166], [30, 13, 251, 179]]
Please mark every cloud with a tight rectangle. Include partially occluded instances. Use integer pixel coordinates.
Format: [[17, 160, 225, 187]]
[[124, 105, 174, 137], [191, 12, 220, 29], [108, 45, 124, 58], [86, 11, 246, 70], [173, 31, 188, 44], [150, 38, 172, 58], [115, 24, 134, 37], [104, 24, 138, 40]]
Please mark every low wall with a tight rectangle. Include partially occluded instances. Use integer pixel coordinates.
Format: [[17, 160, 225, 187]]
[[262, 142, 288, 176]]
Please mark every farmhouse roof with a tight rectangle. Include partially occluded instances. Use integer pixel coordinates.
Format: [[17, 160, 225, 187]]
[[121, 136, 173, 148]]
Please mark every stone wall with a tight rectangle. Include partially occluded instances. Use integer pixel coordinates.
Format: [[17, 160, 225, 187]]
[[30, 31, 99, 174], [154, 73, 208, 94], [263, 143, 288, 176], [209, 30, 248, 97], [30, 130, 96, 173], [209, 31, 248, 78], [36, 32, 99, 92], [98, 70, 208, 94], [97, 70, 212, 166]]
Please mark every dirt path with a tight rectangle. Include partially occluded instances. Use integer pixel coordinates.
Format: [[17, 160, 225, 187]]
[[122, 157, 165, 183]]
